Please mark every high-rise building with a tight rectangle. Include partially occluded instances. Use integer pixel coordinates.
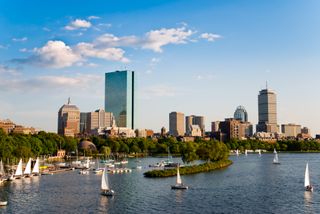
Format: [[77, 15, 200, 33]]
[[234, 106, 248, 122], [186, 115, 205, 136], [105, 70, 134, 129], [58, 98, 80, 137], [219, 118, 253, 141], [256, 87, 279, 133], [211, 121, 220, 133], [80, 109, 114, 134], [169, 112, 185, 137]]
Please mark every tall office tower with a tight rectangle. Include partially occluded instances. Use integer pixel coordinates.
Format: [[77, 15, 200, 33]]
[[256, 87, 279, 133], [234, 106, 248, 122], [105, 70, 134, 129], [186, 115, 205, 136], [169, 112, 185, 137], [58, 98, 80, 137]]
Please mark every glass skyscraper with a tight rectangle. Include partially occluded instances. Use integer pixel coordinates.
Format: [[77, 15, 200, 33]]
[[105, 70, 135, 129], [234, 106, 248, 122]]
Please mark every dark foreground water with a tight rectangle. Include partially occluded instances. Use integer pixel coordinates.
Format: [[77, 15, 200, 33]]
[[1, 153, 320, 213]]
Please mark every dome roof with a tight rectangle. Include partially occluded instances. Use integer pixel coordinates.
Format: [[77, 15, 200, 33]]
[[78, 140, 97, 151], [59, 104, 79, 112]]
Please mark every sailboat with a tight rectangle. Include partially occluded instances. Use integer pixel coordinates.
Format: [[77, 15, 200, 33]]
[[236, 149, 239, 156], [94, 159, 103, 174], [171, 165, 188, 190], [101, 168, 115, 196], [14, 159, 23, 179], [245, 150, 248, 156], [258, 149, 261, 157], [0, 160, 5, 184], [305, 162, 313, 192], [273, 149, 280, 164], [24, 158, 32, 177], [32, 157, 40, 176]]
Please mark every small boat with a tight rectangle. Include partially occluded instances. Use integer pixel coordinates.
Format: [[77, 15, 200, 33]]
[[171, 165, 188, 190], [305, 162, 313, 192], [136, 166, 142, 170], [79, 169, 89, 175], [32, 157, 40, 176], [258, 149, 261, 157], [0, 201, 7, 206], [14, 159, 23, 179], [273, 150, 280, 164], [245, 150, 248, 156], [236, 149, 239, 156], [121, 160, 128, 164], [24, 158, 33, 177], [101, 168, 115, 196]]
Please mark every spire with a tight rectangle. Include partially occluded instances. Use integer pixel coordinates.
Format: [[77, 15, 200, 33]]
[[266, 81, 268, 90], [67, 97, 71, 105]]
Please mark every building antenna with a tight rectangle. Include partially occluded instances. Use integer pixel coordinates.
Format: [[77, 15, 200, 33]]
[[68, 97, 71, 105], [266, 81, 268, 89]]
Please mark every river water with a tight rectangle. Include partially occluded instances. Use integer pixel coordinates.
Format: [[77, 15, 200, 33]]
[[0, 153, 319, 213]]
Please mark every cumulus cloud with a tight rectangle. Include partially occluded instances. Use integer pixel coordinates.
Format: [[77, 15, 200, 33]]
[[14, 41, 82, 68], [12, 37, 28, 42], [142, 27, 194, 52], [200, 33, 221, 42], [75, 42, 129, 63], [65, 19, 92, 30]]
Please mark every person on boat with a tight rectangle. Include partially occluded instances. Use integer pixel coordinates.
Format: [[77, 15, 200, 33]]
[[306, 185, 313, 191]]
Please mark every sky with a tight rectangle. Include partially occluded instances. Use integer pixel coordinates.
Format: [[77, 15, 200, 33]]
[[1, 0, 320, 134]]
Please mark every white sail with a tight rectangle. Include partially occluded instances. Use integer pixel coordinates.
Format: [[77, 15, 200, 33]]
[[245, 150, 248, 156], [304, 163, 310, 187], [236, 149, 239, 156], [176, 166, 182, 185], [258, 150, 261, 155], [273, 153, 279, 163], [24, 158, 32, 175], [0, 160, 4, 176], [274, 148, 277, 154], [101, 168, 109, 190], [32, 157, 40, 174], [15, 159, 23, 176]]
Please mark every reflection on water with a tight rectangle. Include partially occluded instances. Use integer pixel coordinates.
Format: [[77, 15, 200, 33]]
[[1, 154, 320, 213], [175, 190, 183, 203]]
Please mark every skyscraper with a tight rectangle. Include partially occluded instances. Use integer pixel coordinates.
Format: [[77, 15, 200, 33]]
[[105, 70, 134, 129], [58, 98, 80, 137], [234, 106, 248, 122], [169, 112, 185, 137], [256, 88, 278, 133]]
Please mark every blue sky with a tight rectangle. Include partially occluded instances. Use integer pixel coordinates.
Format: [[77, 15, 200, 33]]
[[1, 0, 320, 134]]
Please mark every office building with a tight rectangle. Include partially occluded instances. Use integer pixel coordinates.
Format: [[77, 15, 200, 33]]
[[218, 118, 253, 141], [256, 87, 279, 133], [211, 121, 220, 133], [169, 112, 185, 137], [234, 106, 248, 122], [80, 109, 114, 135], [186, 115, 205, 136], [281, 124, 301, 138], [58, 98, 80, 137], [105, 70, 134, 129]]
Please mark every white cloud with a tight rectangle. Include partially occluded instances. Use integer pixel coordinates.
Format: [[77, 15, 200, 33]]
[[200, 33, 221, 42], [75, 42, 129, 63], [88, 16, 100, 20], [97, 23, 112, 28], [142, 27, 194, 52], [65, 19, 92, 30], [18, 40, 82, 68], [0, 65, 20, 75], [12, 37, 28, 42]]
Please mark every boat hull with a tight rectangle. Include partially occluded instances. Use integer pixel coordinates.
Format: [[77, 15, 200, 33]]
[[171, 185, 188, 190], [101, 190, 115, 196], [0, 201, 7, 206]]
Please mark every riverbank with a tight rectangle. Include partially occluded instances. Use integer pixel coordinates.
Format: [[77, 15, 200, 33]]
[[144, 159, 232, 178]]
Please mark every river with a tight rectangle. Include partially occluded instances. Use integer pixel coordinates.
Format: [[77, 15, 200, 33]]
[[0, 153, 319, 213]]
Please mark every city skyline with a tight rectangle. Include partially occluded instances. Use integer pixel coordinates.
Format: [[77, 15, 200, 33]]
[[1, 1, 320, 134]]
